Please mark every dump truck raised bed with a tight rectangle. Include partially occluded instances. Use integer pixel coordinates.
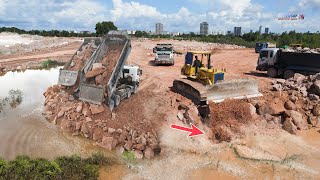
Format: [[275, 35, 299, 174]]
[[58, 37, 102, 86], [256, 48, 320, 79], [78, 31, 141, 110]]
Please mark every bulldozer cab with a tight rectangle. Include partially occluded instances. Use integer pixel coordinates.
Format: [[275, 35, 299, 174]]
[[183, 51, 225, 85], [185, 51, 212, 69]]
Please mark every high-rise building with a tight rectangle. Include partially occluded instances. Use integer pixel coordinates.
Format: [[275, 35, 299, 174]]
[[259, 25, 262, 34], [265, 27, 269, 34], [250, 30, 253, 33], [155, 23, 163, 35], [200, 22, 209, 35], [234, 27, 242, 36]]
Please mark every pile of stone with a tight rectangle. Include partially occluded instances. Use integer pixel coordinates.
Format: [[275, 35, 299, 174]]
[[282, 47, 320, 54], [261, 73, 320, 134], [43, 85, 160, 159]]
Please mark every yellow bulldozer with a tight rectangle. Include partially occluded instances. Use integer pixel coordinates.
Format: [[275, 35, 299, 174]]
[[173, 51, 262, 116]]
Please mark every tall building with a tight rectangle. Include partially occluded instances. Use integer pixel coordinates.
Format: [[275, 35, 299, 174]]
[[250, 30, 253, 33], [259, 25, 262, 34], [265, 27, 269, 34], [200, 22, 209, 35], [234, 27, 242, 36], [155, 23, 163, 35]]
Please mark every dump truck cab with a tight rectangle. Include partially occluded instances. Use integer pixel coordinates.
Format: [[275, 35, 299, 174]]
[[256, 48, 279, 71], [182, 51, 225, 85], [153, 44, 174, 65]]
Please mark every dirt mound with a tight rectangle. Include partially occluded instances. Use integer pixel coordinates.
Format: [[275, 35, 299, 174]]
[[209, 100, 253, 142], [68, 44, 95, 71]]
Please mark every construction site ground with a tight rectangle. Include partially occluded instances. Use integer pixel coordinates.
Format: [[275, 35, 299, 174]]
[[0, 36, 320, 179]]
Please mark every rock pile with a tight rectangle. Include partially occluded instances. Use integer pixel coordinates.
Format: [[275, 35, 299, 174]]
[[257, 73, 320, 134], [282, 47, 320, 54], [43, 85, 160, 159]]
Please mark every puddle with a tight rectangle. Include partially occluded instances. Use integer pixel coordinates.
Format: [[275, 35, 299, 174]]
[[0, 67, 107, 160]]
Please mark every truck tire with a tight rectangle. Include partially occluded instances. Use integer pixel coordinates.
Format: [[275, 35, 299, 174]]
[[283, 70, 295, 79], [114, 95, 121, 107], [267, 67, 278, 78], [126, 88, 132, 99]]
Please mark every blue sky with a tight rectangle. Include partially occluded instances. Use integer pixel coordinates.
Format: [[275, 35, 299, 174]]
[[0, 0, 319, 33]]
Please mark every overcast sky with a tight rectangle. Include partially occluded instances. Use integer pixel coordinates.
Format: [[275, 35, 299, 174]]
[[0, 0, 319, 33]]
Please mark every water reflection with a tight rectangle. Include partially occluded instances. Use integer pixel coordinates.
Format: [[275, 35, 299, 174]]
[[0, 67, 106, 160]]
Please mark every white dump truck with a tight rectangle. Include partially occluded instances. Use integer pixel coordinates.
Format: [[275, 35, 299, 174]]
[[153, 44, 174, 65], [59, 31, 142, 110]]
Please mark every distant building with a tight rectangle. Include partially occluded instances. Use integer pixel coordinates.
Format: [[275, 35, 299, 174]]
[[259, 26, 262, 34], [234, 27, 242, 36], [80, 31, 91, 34], [155, 23, 163, 35], [265, 27, 269, 34], [200, 22, 209, 35], [126, 30, 136, 35], [227, 31, 232, 35], [250, 29, 253, 33]]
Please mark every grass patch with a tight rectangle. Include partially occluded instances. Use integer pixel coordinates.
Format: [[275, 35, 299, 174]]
[[122, 151, 136, 163], [41, 59, 63, 69], [0, 153, 115, 180]]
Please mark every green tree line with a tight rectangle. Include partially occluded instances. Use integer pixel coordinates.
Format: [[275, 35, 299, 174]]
[[0, 21, 117, 37], [132, 30, 320, 48]]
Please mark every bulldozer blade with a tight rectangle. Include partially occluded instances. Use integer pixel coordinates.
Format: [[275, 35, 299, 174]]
[[206, 79, 262, 103], [58, 70, 78, 86]]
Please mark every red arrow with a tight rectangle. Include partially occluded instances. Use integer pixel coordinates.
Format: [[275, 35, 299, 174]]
[[170, 124, 204, 137]]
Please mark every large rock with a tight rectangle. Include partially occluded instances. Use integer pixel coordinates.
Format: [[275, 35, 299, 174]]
[[134, 150, 144, 159], [258, 98, 285, 115], [248, 103, 257, 116], [76, 103, 83, 113], [283, 118, 298, 135], [294, 73, 306, 83], [93, 128, 104, 141], [144, 147, 155, 159], [314, 80, 320, 95], [309, 94, 320, 101], [284, 101, 296, 110], [92, 63, 104, 70], [312, 105, 320, 116], [85, 68, 106, 78], [99, 136, 117, 150], [81, 123, 90, 134], [95, 74, 104, 85], [286, 110, 308, 130], [89, 104, 105, 115], [124, 141, 133, 150], [135, 144, 146, 151], [57, 110, 65, 118]]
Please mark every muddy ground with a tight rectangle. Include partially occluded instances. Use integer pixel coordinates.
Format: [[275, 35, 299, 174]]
[[1, 36, 320, 179]]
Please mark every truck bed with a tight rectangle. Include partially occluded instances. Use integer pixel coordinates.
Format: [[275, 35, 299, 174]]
[[278, 51, 320, 68], [79, 31, 131, 104]]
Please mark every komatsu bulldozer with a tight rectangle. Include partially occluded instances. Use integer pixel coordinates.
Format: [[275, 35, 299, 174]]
[[173, 51, 262, 116]]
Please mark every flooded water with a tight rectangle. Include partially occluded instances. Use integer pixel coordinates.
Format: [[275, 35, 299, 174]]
[[0, 68, 106, 160]]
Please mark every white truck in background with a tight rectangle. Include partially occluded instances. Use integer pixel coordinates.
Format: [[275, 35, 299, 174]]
[[153, 44, 174, 65]]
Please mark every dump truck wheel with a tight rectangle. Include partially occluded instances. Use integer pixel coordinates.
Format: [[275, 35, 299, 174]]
[[283, 70, 295, 79], [115, 95, 121, 107], [126, 88, 132, 99], [267, 67, 278, 78]]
